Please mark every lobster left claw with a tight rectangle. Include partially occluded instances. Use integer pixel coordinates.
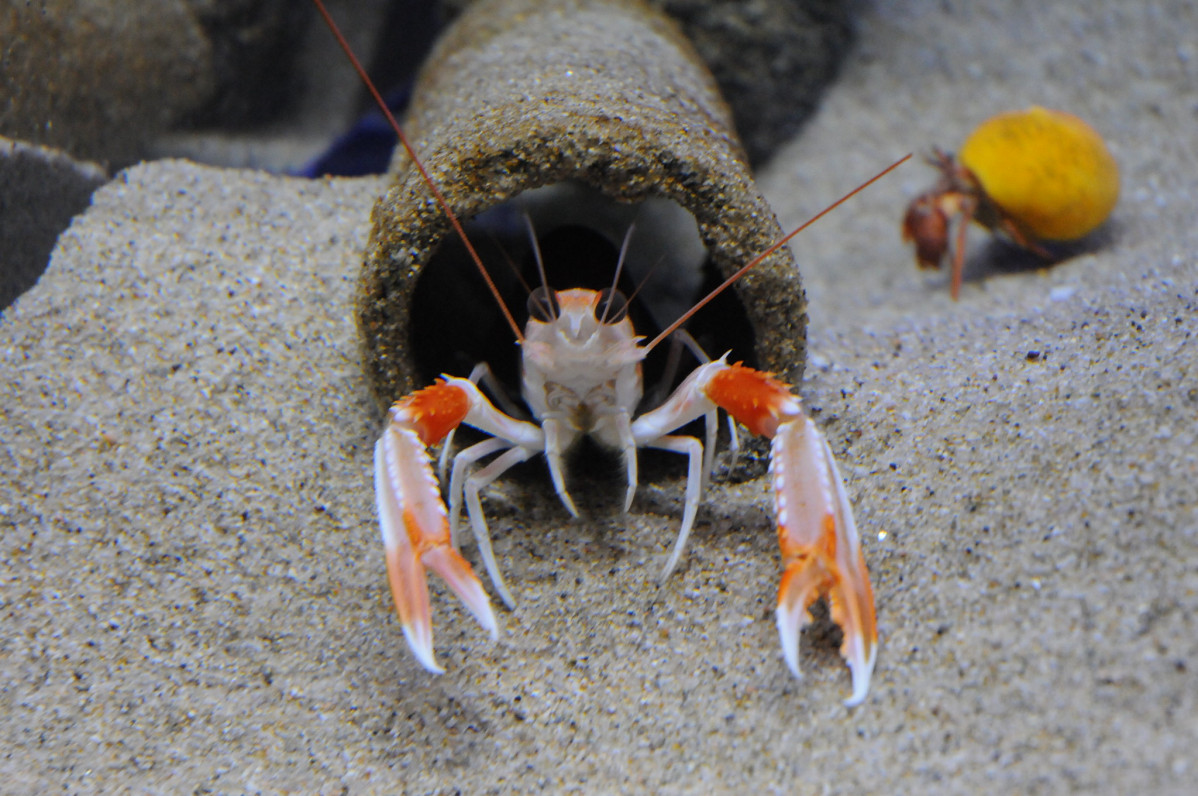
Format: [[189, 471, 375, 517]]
[[374, 383, 499, 672], [705, 364, 878, 706]]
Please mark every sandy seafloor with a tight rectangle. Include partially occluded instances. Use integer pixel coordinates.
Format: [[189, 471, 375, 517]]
[[2, 1, 1196, 793]]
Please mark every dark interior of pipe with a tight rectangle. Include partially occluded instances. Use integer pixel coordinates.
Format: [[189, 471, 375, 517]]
[[409, 183, 756, 415]]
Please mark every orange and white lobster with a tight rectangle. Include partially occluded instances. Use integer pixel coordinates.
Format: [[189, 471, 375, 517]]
[[314, 0, 904, 707]]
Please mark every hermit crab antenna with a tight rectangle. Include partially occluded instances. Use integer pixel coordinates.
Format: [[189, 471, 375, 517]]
[[310, 0, 524, 343], [600, 223, 637, 324], [644, 153, 913, 353]]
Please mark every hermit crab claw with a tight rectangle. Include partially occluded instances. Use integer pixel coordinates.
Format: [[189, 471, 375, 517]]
[[771, 416, 877, 707], [375, 412, 498, 673]]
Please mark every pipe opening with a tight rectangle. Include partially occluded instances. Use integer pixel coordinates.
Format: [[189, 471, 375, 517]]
[[409, 181, 756, 408]]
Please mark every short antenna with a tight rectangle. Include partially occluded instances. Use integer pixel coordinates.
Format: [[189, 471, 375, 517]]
[[600, 223, 637, 323], [523, 213, 557, 320]]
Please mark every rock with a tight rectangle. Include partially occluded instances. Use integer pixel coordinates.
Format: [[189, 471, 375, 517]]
[[0, 137, 107, 309]]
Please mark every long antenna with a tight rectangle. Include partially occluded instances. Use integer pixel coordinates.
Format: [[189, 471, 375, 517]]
[[645, 154, 913, 353], [311, 0, 524, 343]]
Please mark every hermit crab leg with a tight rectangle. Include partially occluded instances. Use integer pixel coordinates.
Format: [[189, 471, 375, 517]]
[[947, 192, 977, 300]]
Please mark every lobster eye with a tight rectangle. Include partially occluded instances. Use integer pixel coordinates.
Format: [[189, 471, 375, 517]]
[[527, 286, 560, 321], [595, 288, 628, 323]]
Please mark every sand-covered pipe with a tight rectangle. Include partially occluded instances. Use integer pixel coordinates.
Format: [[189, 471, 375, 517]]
[[440, 0, 855, 164], [358, 0, 807, 406]]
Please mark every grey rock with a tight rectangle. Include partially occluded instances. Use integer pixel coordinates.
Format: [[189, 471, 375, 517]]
[[0, 137, 107, 309]]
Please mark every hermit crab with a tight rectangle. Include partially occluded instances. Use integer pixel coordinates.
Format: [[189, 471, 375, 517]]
[[903, 106, 1119, 298]]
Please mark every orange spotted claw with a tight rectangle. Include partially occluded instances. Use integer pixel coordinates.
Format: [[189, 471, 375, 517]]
[[374, 382, 498, 672], [701, 362, 878, 705], [771, 416, 877, 707]]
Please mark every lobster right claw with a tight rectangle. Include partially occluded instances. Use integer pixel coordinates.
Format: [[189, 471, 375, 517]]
[[374, 384, 498, 673], [771, 415, 877, 707], [701, 362, 878, 705]]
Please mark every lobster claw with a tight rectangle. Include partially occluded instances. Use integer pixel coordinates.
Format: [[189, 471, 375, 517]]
[[771, 416, 877, 706], [700, 362, 878, 704], [375, 388, 498, 673]]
